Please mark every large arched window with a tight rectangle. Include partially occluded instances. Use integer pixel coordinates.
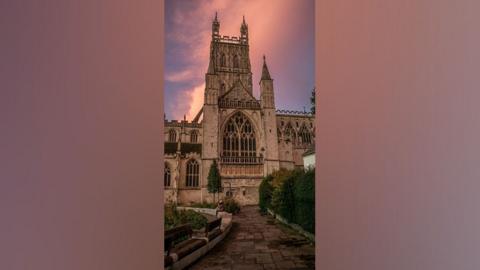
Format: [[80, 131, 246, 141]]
[[233, 55, 239, 68], [190, 130, 198, 143], [284, 122, 297, 145], [186, 159, 199, 187], [222, 111, 256, 157], [299, 124, 312, 145], [220, 53, 226, 67], [168, 129, 177, 142], [164, 163, 171, 187]]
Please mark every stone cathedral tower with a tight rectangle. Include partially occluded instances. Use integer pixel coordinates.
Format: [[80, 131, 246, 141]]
[[164, 14, 315, 205]]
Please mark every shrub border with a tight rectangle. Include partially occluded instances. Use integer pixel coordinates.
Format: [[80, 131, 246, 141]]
[[267, 208, 315, 243]]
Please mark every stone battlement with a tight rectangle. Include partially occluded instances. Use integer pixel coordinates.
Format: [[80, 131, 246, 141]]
[[213, 35, 248, 45], [165, 119, 202, 127], [275, 109, 314, 117]]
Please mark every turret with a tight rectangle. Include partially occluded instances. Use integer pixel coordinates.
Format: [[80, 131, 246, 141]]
[[240, 15, 248, 42], [260, 55, 274, 108], [212, 12, 220, 39]]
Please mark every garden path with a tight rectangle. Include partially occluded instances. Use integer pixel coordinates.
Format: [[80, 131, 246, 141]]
[[189, 206, 315, 270]]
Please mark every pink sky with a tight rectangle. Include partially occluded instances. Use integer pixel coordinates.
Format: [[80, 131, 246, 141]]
[[165, 0, 314, 120]]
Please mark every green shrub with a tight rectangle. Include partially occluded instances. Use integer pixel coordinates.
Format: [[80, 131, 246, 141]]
[[261, 168, 315, 233], [224, 197, 240, 214], [278, 175, 296, 223], [259, 175, 274, 214], [294, 168, 315, 233], [164, 206, 207, 230], [189, 202, 216, 209]]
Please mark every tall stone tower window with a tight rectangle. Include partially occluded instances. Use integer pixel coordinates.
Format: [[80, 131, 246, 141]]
[[233, 55, 239, 68], [299, 125, 312, 144], [168, 129, 177, 142], [190, 130, 198, 143], [222, 111, 256, 158], [284, 122, 297, 145], [164, 163, 171, 187], [186, 159, 200, 187], [220, 53, 226, 67]]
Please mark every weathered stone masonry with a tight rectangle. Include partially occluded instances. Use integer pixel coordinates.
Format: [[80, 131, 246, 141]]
[[165, 14, 314, 205]]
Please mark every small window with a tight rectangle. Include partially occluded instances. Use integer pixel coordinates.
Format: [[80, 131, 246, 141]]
[[186, 159, 200, 187], [164, 163, 171, 187], [168, 129, 177, 142], [190, 130, 198, 143]]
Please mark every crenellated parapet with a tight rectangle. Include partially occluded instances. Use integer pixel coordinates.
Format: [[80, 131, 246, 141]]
[[275, 109, 314, 117], [164, 119, 202, 128]]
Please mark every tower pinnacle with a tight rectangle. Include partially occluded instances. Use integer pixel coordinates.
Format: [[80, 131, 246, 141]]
[[261, 55, 272, 80]]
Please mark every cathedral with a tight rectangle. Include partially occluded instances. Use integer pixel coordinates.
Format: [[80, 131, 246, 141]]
[[164, 14, 315, 205]]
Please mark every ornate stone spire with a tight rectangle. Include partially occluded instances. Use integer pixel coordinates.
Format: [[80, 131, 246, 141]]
[[240, 15, 248, 41], [261, 55, 272, 80], [212, 12, 220, 38]]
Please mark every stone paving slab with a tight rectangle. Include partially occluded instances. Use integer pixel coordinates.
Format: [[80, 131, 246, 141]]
[[188, 206, 315, 270]]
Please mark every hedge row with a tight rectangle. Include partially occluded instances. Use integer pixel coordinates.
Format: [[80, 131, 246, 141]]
[[259, 168, 315, 233]]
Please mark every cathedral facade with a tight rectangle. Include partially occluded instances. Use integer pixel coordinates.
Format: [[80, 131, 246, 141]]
[[164, 15, 315, 205]]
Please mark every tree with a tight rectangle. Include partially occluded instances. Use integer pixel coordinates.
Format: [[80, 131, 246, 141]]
[[310, 87, 316, 114], [207, 160, 222, 204]]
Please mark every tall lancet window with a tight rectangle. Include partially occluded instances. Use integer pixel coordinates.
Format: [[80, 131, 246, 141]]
[[168, 129, 177, 142], [220, 53, 226, 67], [164, 163, 171, 187], [233, 55, 239, 68], [190, 130, 198, 143], [299, 124, 312, 145], [284, 122, 297, 145], [222, 112, 256, 157], [186, 159, 199, 187]]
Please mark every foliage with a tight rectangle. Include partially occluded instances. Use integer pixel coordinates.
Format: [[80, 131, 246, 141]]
[[188, 202, 216, 209], [223, 197, 241, 214], [259, 175, 274, 214], [294, 168, 315, 233], [277, 175, 296, 222], [207, 160, 222, 203], [164, 205, 207, 230], [260, 168, 315, 233]]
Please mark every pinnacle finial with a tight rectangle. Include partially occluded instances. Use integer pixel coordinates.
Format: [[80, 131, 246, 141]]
[[243, 15, 246, 24], [261, 54, 272, 80], [215, 12, 218, 21]]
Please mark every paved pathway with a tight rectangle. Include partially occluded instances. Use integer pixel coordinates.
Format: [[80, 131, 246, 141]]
[[189, 206, 315, 270]]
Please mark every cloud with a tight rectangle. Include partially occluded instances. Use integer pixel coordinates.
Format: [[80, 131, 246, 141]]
[[165, 70, 196, 82], [165, 0, 314, 119], [186, 83, 205, 121]]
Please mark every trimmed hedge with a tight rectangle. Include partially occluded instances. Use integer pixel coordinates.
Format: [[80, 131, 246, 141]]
[[294, 169, 315, 233], [259, 168, 315, 233], [259, 175, 274, 214]]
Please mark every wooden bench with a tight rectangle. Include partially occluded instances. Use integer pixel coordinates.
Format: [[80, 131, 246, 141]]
[[164, 224, 207, 266], [204, 218, 222, 241]]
